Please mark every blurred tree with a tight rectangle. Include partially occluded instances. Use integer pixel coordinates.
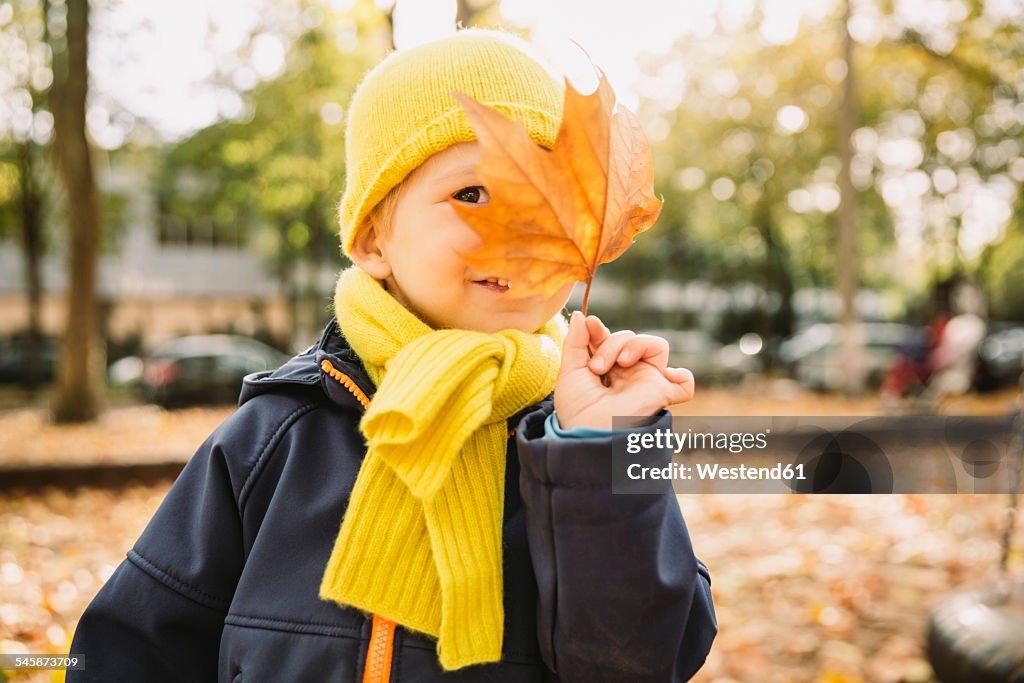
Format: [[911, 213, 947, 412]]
[[381, 0, 395, 49], [155, 0, 391, 345], [48, 0, 106, 422], [876, 0, 1019, 321], [837, 0, 866, 394], [1, 0, 138, 396], [0, 0, 56, 393], [13, 137, 46, 391], [980, 225, 1024, 321], [456, 0, 500, 27], [633, 2, 867, 344], [623, 0, 1022, 347], [862, 0, 1022, 308]]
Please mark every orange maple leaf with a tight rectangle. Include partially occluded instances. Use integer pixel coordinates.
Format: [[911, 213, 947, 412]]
[[450, 68, 663, 313]]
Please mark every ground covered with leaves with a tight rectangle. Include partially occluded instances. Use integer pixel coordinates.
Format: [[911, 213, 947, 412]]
[[0, 405, 235, 467], [687, 494, 1016, 683], [1, 381, 1017, 468], [0, 485, 1017, 683], [0, 385, 1020, 682], [0, 483, 168, 683]]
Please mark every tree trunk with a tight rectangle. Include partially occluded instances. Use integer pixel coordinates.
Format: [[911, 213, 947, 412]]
[[383, 3, 395, 50], [837, 0, 866, 395], [754, 196, 795, 370], [49, 0, 105, 423], [16, 141, 46, 394], [456, 0, 495, 29]]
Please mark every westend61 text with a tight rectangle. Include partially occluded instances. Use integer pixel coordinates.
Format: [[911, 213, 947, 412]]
[[625, 427, 770, 455], [627, 462, 807, 482]]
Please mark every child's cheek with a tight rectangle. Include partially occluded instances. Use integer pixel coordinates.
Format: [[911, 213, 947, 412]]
[[455, 224, 484, 253], [548, 281, 576, 309], [443, 208, 484, 251]]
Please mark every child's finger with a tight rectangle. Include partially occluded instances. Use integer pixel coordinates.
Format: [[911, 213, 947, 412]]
[[665, 366, 695, 387], [584, 315, 611, 353], [588, 330, 636, 373], [614, 335, 670, 370], [560, 310, 593, 371], [664, 368, 696, 404]]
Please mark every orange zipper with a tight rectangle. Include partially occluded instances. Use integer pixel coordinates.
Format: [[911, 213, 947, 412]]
[[320, 359, 394, 682], [362, 614, 396, 683], [320, 359, 371, 410]]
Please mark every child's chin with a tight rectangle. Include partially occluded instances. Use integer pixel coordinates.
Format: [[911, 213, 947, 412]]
[[464, 312, 536, 334]]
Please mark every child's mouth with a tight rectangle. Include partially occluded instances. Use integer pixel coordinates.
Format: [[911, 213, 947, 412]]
[[473, 277, 510, 293]]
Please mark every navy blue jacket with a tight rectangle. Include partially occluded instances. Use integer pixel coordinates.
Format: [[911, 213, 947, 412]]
[[67, 319, 716, 682]]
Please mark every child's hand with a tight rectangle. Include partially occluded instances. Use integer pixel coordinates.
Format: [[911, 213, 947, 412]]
[[554, 311, 695, 431]]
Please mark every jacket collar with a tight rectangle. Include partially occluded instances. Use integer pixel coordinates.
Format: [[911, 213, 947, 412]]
[[239, 318, 376, 412], [240, 317, 553, 425]]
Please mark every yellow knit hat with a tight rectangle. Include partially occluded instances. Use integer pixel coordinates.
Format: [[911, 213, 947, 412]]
[[338, 28, 564, 256]]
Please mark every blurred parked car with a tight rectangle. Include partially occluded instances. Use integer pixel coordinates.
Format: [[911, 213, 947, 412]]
[[781, 322, 913, 391], [107, 355, 145, 388], [0, 336, 59, 384], [140, 335, 290, 408], [641, 329, 762, 384], [975, 324, 1024, 390]]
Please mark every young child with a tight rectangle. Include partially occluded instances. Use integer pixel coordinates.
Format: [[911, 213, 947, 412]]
[[67, 28, 716, 682]]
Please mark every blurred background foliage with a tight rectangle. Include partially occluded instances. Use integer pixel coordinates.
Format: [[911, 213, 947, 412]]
[[608, 0, 1022, 335], [153, 1, 385, 314], [0, 0, 1021, 363]]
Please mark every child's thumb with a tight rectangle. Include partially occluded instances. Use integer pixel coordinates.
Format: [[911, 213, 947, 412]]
[[561, 310, 592, 369]]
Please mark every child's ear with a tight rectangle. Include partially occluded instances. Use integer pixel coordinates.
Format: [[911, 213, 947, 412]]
[[349, 218, 392, 280]]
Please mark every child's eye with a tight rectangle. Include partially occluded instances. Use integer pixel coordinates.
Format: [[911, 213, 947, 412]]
[[452, 186, 490, 204]]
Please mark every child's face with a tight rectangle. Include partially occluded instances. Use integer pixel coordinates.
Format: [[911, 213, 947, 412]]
[[353, 141, 574, 333]]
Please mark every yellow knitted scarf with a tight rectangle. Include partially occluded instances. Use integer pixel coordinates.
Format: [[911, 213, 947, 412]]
[[319, 267, 565, 670]]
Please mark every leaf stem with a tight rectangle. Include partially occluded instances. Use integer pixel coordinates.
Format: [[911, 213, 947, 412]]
[[578, 277, 609, 386]]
